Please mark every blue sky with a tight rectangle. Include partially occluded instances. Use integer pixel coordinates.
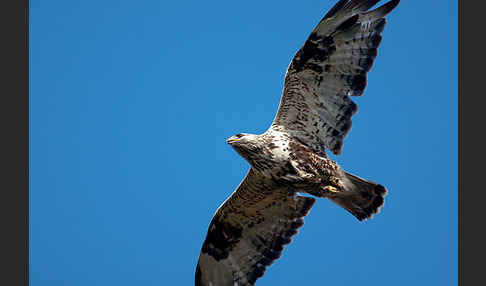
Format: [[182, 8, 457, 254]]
[[30, 1, 457, 285]]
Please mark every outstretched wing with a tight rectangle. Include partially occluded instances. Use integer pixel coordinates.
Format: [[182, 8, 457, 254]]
[[195, 169, 315, 286], [272, 0, 400, 155]]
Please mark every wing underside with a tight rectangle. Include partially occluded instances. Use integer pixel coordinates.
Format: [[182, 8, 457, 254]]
[[272, 0, 400, 155], [195, 169, 315, 286]]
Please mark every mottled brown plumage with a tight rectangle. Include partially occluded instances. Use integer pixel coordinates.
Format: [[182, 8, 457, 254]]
[[196, 1, 399, 285]]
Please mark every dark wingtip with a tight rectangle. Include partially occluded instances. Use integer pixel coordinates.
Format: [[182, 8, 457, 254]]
[[372, 0, 400, 17], [323, 0, 349, 19], [350, 74, 368, 93], [302, 196, 316, 214], [384, 0, 401, 14], [344, 0, 381, 13], [335, 14, 360, 32], [195, 264, 203, 286], [375, 18, 386, 33]]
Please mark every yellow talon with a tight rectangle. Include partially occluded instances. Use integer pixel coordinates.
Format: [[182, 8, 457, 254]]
[[324, 186, 339, 193]]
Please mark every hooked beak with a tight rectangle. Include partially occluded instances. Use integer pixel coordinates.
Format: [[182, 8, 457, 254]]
[[226, 137, 241, 145]]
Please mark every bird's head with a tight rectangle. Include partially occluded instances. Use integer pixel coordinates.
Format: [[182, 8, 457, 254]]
[[226, 133, 257, 147], [227, 133, 263, 163]]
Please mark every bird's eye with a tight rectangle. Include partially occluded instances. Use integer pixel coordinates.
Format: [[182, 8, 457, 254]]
[[235, 133, 244, 138]]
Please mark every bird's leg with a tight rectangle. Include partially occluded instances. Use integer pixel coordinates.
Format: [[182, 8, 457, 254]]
[[317, 175, 345, 198], [307, 155, 345, 197], [306, 181, 342, 198], [322, 185, 339, 193], [306, 159, 344, 198]]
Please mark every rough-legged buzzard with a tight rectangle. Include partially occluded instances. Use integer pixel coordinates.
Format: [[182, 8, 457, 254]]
[[196, 1, 400, 285]]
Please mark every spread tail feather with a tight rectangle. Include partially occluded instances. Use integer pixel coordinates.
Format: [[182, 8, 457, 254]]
[[329, 171, 387, 221]]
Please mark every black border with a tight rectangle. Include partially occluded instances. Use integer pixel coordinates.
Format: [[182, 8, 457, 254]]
[[459, 1, 486, 286], [0, 1, 472, 285], [0, 0, 29, 285], [458, 0, 461, 283]]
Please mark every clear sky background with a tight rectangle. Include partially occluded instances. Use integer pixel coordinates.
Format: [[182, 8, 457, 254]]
[[30, 1, 457, 285]]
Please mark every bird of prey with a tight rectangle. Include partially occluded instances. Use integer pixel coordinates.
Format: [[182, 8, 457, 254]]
[[195, 1, 400, 285]]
